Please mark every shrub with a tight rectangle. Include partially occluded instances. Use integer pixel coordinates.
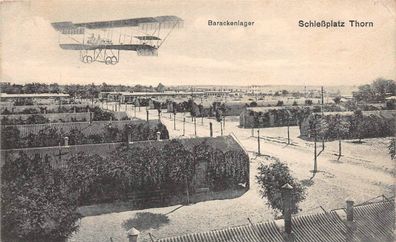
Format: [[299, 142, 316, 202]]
[[1, 126, 21, 149], [1, 153, 80, 241], [256, 159, 306, 214], [26, 114, 50, 124]]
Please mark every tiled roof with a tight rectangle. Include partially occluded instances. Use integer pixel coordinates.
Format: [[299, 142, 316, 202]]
[[350, 201, 395, 242], [292, 213, 348, 242], [130, 135, 247, 154], [156, 201, 395, 242], [157, 221, 284, 242]]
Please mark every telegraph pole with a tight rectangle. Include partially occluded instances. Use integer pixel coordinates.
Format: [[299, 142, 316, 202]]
[[194, 117, 197, 136], [183, 118, 186, 136], [321, 86, 325, 151], [314, 125, 318, 173], [173, 112, 176, 130], [257, 130, 261, 155]]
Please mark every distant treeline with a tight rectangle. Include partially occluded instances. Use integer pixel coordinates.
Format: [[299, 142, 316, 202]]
[[0, 82, 167, 99]]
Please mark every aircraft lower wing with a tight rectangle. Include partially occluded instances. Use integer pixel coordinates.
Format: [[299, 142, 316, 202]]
[[59, 44, 157, 51]]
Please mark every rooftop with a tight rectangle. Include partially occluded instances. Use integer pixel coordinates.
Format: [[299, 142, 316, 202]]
[[157, 200, 394, 242], [0, 93, 69, 98]]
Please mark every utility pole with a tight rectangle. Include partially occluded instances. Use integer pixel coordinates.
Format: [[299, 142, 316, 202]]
[[209, 122, 213, 137], [220, 120, 223, 136], [287, 120, 290, 145], [173, 112, 176, 130], [183, 117, 186, 136], [314, 126, 317, 173], [257, 129, 261, 155], [194, 117, 197, 136], [321, 86, 325, 151]]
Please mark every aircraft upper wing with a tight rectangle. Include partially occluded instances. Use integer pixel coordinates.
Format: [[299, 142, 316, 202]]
[[52, 15, 183, 31]]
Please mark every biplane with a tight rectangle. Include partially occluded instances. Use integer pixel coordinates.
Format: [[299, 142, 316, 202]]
[[51, 16, 183, 65]]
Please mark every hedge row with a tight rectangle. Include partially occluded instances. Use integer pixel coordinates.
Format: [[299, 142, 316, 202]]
[[240, 105, 344, 128], [1, 114, 88, 125], [1, 122, 169, 149], [301, 111, 395, 140], [62, 139, 249, 205]]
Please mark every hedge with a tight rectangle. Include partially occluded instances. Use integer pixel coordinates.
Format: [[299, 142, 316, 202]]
[[63, 139, 249, 205], [1, 121, 169, 149], [300, 111, 396, 140]]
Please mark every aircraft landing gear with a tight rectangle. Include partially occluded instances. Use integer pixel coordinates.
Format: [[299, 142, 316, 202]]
[[105, 56, 118, 65], [82, 55, 93, 63]]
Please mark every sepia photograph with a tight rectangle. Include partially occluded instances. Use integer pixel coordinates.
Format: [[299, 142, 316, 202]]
[[0, 0, 395, 241]]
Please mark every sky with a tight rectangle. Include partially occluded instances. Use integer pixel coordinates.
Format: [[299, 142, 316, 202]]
[[0, 0, 395, 86]]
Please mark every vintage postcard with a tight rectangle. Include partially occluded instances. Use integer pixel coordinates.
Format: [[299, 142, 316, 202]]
[[0, 0, 395, 242]]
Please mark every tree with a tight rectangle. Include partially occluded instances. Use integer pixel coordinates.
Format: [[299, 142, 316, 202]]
[[317, 118, 329, 153], [1, 153, 80, 241], [353, 78, 395, 102], [1, 126, 21, 149], [276, 100, 283, 106], [281, 90, 289, 96], [256, 159, 306, 215], [352, 110, 365, 143], [156, 83, 166, 92], [26, 114, 50, 124], [305, 99, 313, 106], [333, 96, 341, 104], [249, 101, 258, 107], [371, 78, 395, 101], [333, 117, 351, 160]]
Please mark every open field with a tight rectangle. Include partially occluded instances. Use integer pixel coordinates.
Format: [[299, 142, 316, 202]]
[[69, 104, 395, 242]]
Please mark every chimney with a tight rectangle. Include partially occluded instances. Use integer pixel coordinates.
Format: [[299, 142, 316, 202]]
[[156, 131, 161, 141], [127, 227, 140, 242], [64, 137, 69, 146], [281, 183, 294, 242], [344, 199, 357, 240], [127, 132, 132, 145], [346, 200, 354, 222]]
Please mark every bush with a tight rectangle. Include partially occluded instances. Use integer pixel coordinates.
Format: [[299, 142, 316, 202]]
[[1, 153, 80, 241], [1, 126, 21, 149], [91, 106, 115, 121], [26, 114, 50, 124], [63, 139, 249, 205], [256, 159, 306, 214]]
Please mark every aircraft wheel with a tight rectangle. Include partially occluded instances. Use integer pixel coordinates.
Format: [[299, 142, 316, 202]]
[[105, 56, 112, 65], [86, 56, 93, 63], [82, 56, 88, 63], [111, 56, 118, 65]]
